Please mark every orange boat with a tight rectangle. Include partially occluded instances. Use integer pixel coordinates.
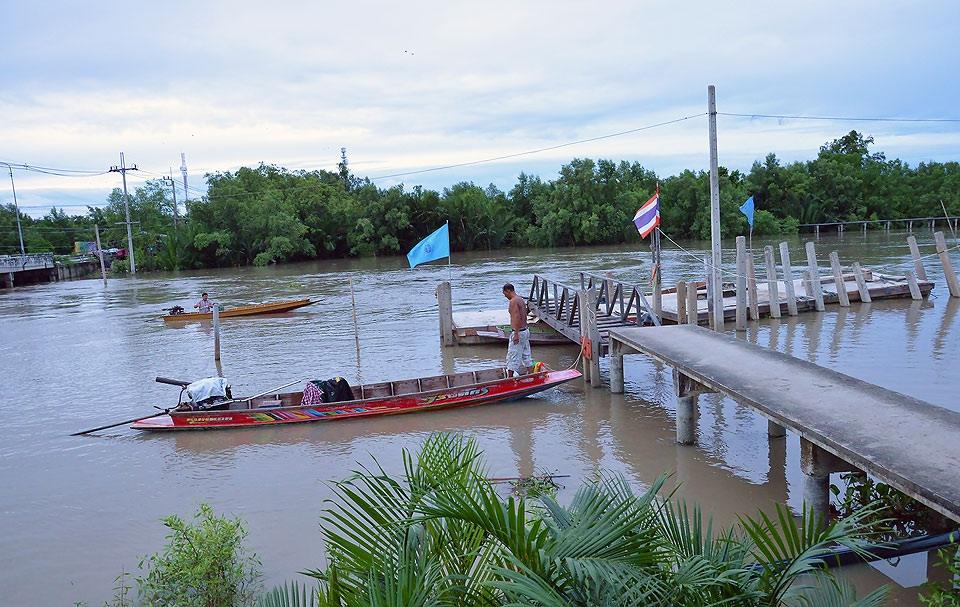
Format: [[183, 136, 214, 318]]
[[162, 298, 314, 322]]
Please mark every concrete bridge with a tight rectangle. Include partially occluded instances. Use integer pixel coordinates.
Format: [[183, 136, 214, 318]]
[[0, 254, 101, 288]]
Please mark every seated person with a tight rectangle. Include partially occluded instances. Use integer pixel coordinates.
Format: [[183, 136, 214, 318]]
[[194, 292, 216, 313]]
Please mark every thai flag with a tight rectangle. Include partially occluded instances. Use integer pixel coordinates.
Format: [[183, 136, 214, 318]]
[[633, 193, 660, 239]]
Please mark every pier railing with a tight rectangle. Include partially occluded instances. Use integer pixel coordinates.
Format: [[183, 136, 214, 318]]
[[0, 253, 55, 271]]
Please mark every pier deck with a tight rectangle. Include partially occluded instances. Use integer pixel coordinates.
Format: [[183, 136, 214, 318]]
[[608, 324, 960, 522]]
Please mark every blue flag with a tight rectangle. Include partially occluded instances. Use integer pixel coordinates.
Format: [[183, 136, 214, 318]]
[[739, 195, 755, 227], [407, 222, 450, 268]]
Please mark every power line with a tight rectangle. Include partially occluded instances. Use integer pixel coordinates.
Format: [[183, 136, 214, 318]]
[[369, 113, 708, 181], [718, 112, 960, 124]]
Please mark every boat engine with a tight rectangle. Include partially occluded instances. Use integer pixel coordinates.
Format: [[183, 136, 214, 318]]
[[164, 305, 185, 316], [184, 377, 233, 410]]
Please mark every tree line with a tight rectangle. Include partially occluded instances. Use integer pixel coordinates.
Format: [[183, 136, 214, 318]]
[[2, 130, 958, 271]]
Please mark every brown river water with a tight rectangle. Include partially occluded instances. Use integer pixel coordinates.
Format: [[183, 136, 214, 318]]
[[1, 230, 958, 605]]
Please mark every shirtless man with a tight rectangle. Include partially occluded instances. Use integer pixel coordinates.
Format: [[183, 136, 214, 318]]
[[503, 283, 532, 376]]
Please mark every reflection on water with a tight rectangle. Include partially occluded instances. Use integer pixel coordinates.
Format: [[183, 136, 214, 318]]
[[0, 230, 957, 606]]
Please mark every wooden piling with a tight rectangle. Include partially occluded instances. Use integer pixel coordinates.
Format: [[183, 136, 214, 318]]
[[735, 236, 747, 331], [905, 271, 922, 300], [676, 281, 688, 325], [703, 256, 715, 328], [579, 289, 601, 387], [746, 253, 759, 320], [609, 339, 624, 394], [213, 305, 221, 361], [804, 242, 826, 311], [437, 281, 455, 346], [763, 246, 781, 319], [907, 235, 928, 281], [778, 242, 798, 316], [934, 231, 960, 297], [686, 281, 699, 326], [852, 262, 872, 303], [829, 251, 850, 307]]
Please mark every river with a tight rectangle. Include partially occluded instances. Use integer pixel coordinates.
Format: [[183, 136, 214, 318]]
[[1, 230, 957, 605]]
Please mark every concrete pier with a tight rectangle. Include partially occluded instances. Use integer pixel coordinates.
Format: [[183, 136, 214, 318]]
[[608, 324, 960, 523]]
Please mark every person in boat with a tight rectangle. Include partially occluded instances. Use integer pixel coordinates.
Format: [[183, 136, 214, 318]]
[[503, 283, 533, 377], [194, 292, 216, 313]]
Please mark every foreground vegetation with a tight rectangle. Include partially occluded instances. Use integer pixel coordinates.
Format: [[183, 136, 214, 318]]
[[4, 131, 958, 271]]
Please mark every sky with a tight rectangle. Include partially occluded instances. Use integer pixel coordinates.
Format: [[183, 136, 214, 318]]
[[2, 0, 959, 216]]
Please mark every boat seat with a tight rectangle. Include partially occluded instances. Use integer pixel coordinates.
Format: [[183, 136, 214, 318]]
[[256, 399, 282, 409], [392, 379, 420, 395], [362, 382, 392, 398], [420, 376, 448, 391], [475, 369, 504, 382], [449, 372, 476, 387]]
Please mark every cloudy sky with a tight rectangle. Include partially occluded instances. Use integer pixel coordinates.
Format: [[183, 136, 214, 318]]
[[2, 1, 959, 216]]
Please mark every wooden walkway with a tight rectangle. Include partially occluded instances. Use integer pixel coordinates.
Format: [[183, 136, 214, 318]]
[[608, 324, 960, 523]]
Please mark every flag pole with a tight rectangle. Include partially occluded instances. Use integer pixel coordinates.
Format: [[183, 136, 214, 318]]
[[652, 183, 662, 321], [446, 219, 452, 281]]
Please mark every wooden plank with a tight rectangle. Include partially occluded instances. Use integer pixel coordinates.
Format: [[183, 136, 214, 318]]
[[735, 236, 747, 330], [906, 271, 922, 300], [763, 245, 781, 318], [746, 253, 760, 320], [676, 281, 688, 325], [907, 235, 928, 281], [804, 241, 826, 311], [934, 231, 960, 297], [829, 251, 851, 307], [607, 324, 960, 523], [778, 241, 798, 316], [852, 262, 872, 303]]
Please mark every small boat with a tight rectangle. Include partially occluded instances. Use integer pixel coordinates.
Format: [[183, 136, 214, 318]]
[[162, 299, 314, 322], [133, 366, 581, 431], [455, 324, 571, 346]]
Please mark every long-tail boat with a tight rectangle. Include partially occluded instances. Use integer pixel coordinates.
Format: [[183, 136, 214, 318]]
[[162, 298, 314, 322], [133, 366, 580, 431]]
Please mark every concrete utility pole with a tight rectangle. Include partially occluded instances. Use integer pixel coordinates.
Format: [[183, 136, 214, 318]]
[[5, 164, 26, 255], [180, 153, 189, 201], [162, 169, 180, 227], [707, 85, 723, 330], [109, 152, 139, 274]]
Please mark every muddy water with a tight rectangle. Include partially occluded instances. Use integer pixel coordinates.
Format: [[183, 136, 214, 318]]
[[1, 230, 957, 605]]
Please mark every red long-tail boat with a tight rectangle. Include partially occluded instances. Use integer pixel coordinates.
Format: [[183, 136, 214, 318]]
[[132, 367, 581, 431]]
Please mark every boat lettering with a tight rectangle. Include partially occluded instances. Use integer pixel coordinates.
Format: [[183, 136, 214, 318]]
[[186, 416, 233, 424], [421, 387, 489, 405]]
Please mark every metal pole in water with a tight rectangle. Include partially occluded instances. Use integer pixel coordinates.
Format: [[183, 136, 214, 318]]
[[94, 224, 107, 286], [350, 278, 363, 382]]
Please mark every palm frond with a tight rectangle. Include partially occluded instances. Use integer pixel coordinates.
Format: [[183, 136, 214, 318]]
[[257, 581, 318, 607]]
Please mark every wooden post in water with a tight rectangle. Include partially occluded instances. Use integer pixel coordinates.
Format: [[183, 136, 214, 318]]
[[778, 242, 798, 316], [686, 281, 699, 326], [703, 257, 715, 328], [905, 271, 922, 300], [735, 236, 747, 331], [586, 288, 601, 388], [763, 246, 781, 319], [437, 281, 455, 346], [212, 305, 221, 361], [907, 235, 928, 281], [829, 251, 851, 307], [934, 231, 960, 297], [852, 262, 872, 303], [94, 224, 107, 286], [746, 253, 759, 320], [804, 242, 826, 311], [609, 339, 624, 394], [676, 281, 687, 325]]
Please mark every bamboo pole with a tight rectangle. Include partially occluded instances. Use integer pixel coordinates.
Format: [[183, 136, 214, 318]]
[[778, 242, 798, 316], [829, 252, 851, 307], [763, 246, 781, 319]]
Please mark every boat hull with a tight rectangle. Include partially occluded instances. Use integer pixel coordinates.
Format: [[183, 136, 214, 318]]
[[162, 299, 313, 322], [132, 368, 581, 431]]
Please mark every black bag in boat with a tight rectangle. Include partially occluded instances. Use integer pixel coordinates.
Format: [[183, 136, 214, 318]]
[[310, 377, 355, 403]]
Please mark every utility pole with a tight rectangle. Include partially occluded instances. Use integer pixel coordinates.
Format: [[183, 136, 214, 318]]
[[338, 147, 349, 186], [180, 152, 189, 201], [162, 169, 179, 227], [707, 85, 724, 331], [109, 152, 139, 274], [4, 164, 26, 255]]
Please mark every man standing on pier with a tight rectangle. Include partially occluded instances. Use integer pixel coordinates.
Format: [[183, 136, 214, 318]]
[[503, 283, 532, 376]]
